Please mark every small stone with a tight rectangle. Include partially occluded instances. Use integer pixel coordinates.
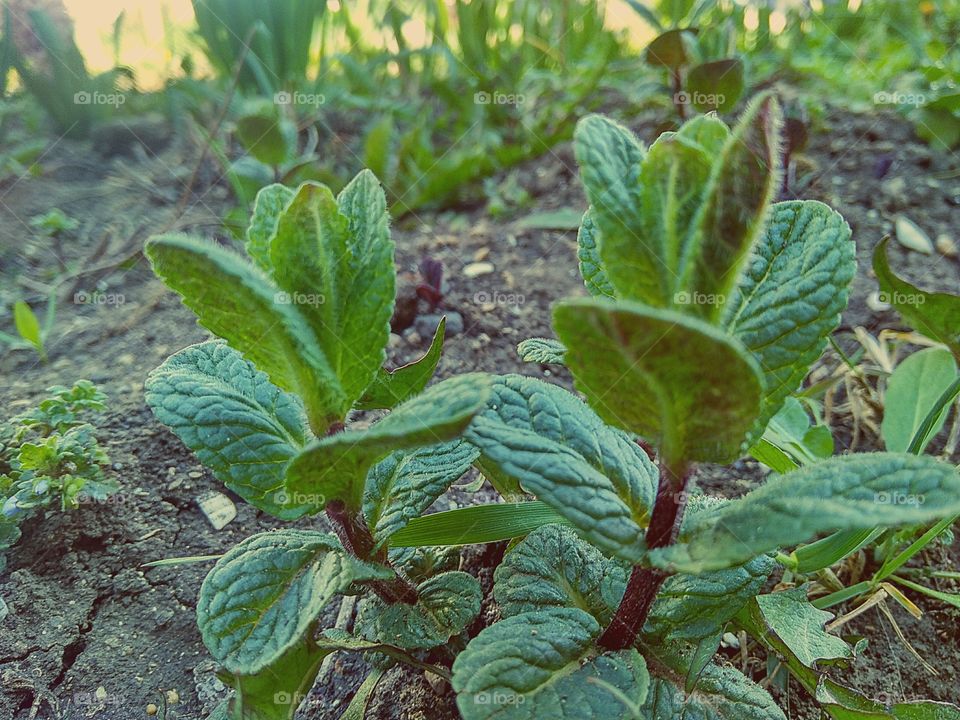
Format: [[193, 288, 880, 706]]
[[463, 261, 495, 278], [96, 686, 108, 700], [472, 247, 490, 262], [388, 332, 402, 349], [721, 631, 740, 649], [936, 233, 957, 257], [196, 492, 237, 530], [146, 704, 158, 716], [404, 330, 422, 346], [188, 471, 203, 479], [881, 176, 906, 198], [896, 215, 934, 254], [166, 689, 180, 705], [118, 353, 135, 365]]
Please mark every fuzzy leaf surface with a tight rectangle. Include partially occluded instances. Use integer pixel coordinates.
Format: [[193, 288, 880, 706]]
[[464, 374, 658, 562], [554, 298, 763, 463], [725, 200, 854, 443], [246, 183, 294, 272], [197, 529, 392, 674], [145, 341, 310, 518], [654, 453, 960, 572], [452, 607, 649, 720], [356, 317, 445, 410]]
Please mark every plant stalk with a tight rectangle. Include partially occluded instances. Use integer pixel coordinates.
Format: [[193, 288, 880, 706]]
[[598, 459, 689, 650], [325, 500, 419, 605]]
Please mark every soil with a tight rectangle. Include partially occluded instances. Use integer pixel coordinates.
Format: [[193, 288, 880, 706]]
[[1, 104, 959, 719]]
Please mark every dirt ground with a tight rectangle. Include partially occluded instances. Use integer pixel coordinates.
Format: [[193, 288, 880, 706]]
[[1, 104, 959, 719]]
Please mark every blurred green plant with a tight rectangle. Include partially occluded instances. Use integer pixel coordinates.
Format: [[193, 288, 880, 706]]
[[1, 297, 56, 362]]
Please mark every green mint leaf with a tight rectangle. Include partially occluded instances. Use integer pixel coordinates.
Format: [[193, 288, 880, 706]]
[[464, 375, 658, 562], [574, 115, 667, 305], [197, 529, 392, 674], [726, 201, 854, 443], [357, 571, 481, 650], [646, 552, 774, 642], [641, 661, 785, 720], [882, 347, 958, 453], [494, 524, 627, 625], [752, 396, 834, 470], [874, 238, 960, 360], [144, 341, 311, 519], [576, 208, 616, 299], [516, 337, 566, 364], [13, 300, 43, 354], [363, 439, 479, 548], [270, 171, 394, 410], [554, 298, 763, 463], [654, 453, 960, 572], [218, 636, 327, 720], [246, 184, 294, 272], [287, 374, 491, 510], [683, 93, 782, 317], [686, 58, 745, 113], [145, 233, 345, 434], [755, 587, 851, 667], [356, 316, 446, 410], [452, 607, 649, 720]]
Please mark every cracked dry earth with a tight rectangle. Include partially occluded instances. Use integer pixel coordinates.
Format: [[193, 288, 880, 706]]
[[1, 103, 960, 719]]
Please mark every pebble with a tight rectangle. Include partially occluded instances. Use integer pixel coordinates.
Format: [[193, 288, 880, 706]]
[[473, 247, 490, 261], [463, 261, 495, 278], [188, 471, 203, 479], [166, 689, 180, 705], [721, 631, 740, 649], [146, 704, 158, 716], [388, 332, 402, 349], [881, 176, 907, 199], [196, 492, 237, 530], [936, 233, 957, 257], [96, 687, 108, 700], [895, 215, 934, 254]]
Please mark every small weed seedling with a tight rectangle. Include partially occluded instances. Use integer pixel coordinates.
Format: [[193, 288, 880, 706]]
[[143, 101, 960, 719], [1, 297, 56, 362], [1, 381, 114, 569]]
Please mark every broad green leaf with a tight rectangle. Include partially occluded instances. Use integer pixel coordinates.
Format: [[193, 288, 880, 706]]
[[494, 524, 627, 625], [356, 316, 445, 410], [654, 453, 960, 572], [452, 607, 649, 720], [639, 660, 785, 720], [357, 571, 481, 650], [755, 587, 851, 667], [286, 373, 491, 510], [516, 337, 566, 364], [197, 529, 392, 674], [686, 58, 744, 113], [145, 233, 344, 434], [574, 116, 665, 305], [726, 201, 855, 443], [683, 94, 782, 318], [873, 238, 960, 360], [363, 439, 479, 548], [388, 546, 460, 584], [646, 553, 774, 642], [645, 28, 695, 68], [576, 208, 616, 299], [220, 637, 327, 720], [235, 113, 294, 166], [13, 300, 42, 353], [882, 347, 958, 453], [387, 501, 571, 547], [464, 374, 658, 562], [269, 171, 394, 410], [145, 341, 312, 519], [554, 298, 764, 463], [246, 184, 294, 272]]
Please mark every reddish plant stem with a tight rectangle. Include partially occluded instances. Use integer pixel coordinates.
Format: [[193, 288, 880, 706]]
[[326, 500, 419, 605], [598, 460, 689, 651], [671, 68, 687, 120]]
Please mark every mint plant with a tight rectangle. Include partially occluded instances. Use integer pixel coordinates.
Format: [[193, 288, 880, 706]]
[[1, 381, 114, 569], [143, 113, 960, 718]]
